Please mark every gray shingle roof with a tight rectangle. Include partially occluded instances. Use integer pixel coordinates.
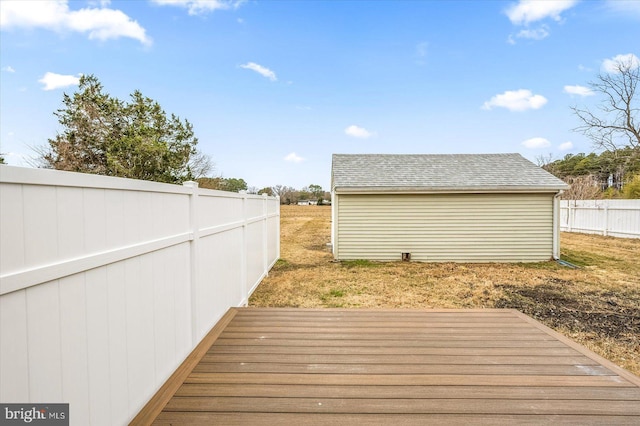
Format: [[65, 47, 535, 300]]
[[331, 153, 568, 192]]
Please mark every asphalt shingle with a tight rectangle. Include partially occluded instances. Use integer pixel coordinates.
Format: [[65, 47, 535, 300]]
[[331, 153, 568, 192]]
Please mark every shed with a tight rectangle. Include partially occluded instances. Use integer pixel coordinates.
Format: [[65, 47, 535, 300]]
[[331, 153, 569, 262]]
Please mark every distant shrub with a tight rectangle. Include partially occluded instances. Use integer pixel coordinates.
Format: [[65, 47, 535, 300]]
[[602, 187, 620, 199], [623, 174, 640, 199]]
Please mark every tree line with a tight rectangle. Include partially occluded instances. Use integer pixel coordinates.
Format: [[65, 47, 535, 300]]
[[542, 149, 639, 199], [193, 178, 330, 204], [270, 184, 331, 205]]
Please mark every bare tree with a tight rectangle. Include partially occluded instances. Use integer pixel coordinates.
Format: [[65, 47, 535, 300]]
[[535, 153, 554, 167], [572, 56, 639, 152], [561, 175, 603, 200], [187, 150, 214, 179], [271, 185, 295, 204], [271, 185, 285, 197]]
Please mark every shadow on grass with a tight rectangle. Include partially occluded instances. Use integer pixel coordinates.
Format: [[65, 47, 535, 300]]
[[269, 258, 326, 273]]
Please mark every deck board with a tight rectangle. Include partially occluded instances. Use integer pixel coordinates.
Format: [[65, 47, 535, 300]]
[[151, 413, 640, 426], [134, 308, 640, 424]]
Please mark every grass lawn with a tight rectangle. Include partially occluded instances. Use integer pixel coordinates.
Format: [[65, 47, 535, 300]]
[[249, 205, 640, 376]]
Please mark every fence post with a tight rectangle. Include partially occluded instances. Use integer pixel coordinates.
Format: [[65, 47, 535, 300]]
[[602, 202, 608, 237], [263, 193, 269, 277], [276, 197, 281, 260], [240, 191, 248, 305], [183, 181, 199, 345], [567, 201, 573, 232]]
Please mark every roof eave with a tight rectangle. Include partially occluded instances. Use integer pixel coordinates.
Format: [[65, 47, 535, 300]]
[[333, 185, 568, 194]]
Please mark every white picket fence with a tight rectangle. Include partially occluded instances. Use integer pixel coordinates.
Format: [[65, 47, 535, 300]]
[[0, 165, 280, 425], [560, 199, 640, 239]]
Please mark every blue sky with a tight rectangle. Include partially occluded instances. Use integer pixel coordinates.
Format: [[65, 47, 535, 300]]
[[1, 0, 639, 191]]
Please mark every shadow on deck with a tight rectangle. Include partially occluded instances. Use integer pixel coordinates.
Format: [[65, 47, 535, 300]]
[[132, 308, 640, 425]]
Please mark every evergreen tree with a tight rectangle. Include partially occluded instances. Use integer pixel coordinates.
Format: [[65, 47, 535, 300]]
[[41, 75, 209, 183]]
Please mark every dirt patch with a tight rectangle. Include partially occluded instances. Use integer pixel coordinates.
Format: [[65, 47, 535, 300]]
[[250, 205, 640, 375], [496, 282, 639, 339], [495, 280, 640, 373]]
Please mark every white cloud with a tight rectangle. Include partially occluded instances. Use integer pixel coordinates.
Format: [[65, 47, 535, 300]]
[[284, 152, 304, 163], [66, 8, 150, 44], [563, 85, 594, 96], [240, 62, 277, 81], [345, 125, 374, 139], [578, 64, 592, 72], [508, 25, 549, 44], [505, 0, 578, 25], [2, 66, 15, 73], [151, 0, 245, 16], [602, 53, 640, 73], [416, 41, 428, 57], [515, 26, 549, 40], [604, 0, 640, 19], [0, 0, 150, 45], [1, 1, 66, 29], [415, 41, 428, 65], [38, 72, 80, 91], [522, 137, 551, 149], [558, 141, 573, 151], [482, 89, 547, 112]]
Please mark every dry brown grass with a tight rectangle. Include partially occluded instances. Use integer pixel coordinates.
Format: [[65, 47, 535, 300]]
[[250, 205, 640, 376]]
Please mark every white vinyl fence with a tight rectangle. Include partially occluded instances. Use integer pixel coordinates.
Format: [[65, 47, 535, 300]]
[[560, 199, 640, 239], [0, 165, 280, 425]]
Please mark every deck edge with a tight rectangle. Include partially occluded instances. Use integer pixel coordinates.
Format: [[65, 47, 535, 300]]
[[510, 309, 640, 387], [240, 307, 514, 313], [129, 307, 239, 425]]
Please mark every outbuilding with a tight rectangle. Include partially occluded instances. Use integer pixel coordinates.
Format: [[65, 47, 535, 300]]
[[331, 153, 569, 262]]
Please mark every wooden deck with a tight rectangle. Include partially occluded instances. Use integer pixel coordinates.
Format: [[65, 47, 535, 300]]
[[133, 308, 640, 425]]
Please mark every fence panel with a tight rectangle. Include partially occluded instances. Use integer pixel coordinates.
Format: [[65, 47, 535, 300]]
[[0, 165, 279, 425], [560, 199, 640, 239]]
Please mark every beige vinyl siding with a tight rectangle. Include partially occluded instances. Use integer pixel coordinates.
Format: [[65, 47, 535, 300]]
[[335, 193, 554, 262]]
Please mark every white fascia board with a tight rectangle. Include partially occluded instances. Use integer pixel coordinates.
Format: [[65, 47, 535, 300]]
[[334, 186, 567, 195]]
